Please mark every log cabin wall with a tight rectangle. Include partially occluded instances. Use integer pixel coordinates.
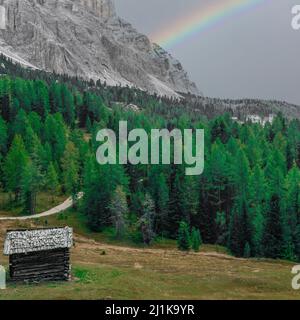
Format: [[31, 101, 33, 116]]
[[9, 248, 71, 282], [3, 227, 73, 283]]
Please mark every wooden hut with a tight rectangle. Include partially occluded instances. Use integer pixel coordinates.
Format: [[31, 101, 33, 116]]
[[3, 227, 73, 282]]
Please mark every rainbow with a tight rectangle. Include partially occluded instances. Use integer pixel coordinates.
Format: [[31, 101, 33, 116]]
[[151, 0, 266, 48]]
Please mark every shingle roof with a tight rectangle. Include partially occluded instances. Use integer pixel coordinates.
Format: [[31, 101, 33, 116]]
[[3, 227, 73, 255]]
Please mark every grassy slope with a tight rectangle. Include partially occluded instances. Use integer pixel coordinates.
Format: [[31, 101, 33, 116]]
[[0, 192, 67, 217], [0, 208, 299, 300]]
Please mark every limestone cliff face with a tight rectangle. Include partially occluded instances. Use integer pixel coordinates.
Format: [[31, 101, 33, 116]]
[[78, 0, 116, 19], [0, 0, 200, 97]]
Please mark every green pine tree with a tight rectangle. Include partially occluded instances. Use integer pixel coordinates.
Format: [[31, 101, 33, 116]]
[[109, 186, 128, 239], [262, 194, 284, 259], [243, 242, 251, 258], [61, 141, 80, 204], [177, 221, 191, 251], [3, 135, 30, 202], [140, 193, 156, 245], [191, 227, 202, 252], [45, 162, 60, 202]]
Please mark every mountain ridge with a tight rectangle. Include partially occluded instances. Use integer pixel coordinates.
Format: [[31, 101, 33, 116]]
[[0, 0, 200, 97], [1, 52, 299, 121]]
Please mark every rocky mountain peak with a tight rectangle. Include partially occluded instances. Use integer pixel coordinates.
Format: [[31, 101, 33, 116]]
[[75, 0, 116, 19], [0, 0, 200, 97]]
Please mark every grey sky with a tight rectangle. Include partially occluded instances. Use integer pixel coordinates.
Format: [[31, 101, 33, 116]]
[[114, 0, 300, 105]]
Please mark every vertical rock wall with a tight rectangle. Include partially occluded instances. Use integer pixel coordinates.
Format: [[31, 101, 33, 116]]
[[77, 0, 116, 19]]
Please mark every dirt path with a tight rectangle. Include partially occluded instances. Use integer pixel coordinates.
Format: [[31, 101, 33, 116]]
[[0, 192, 83, 221], [74, 234, 241, 261]]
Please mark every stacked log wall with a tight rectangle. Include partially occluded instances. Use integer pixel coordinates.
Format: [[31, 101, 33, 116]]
[[9, 248, 70, 282]]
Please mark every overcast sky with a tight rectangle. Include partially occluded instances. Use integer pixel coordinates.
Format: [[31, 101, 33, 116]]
[[114, 0, 300, 105]]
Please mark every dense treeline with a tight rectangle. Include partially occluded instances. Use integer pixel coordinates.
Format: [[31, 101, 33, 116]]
[[0, 75, 300, 261], [0, 54, 204, 121], [2, 54, 293, 121]]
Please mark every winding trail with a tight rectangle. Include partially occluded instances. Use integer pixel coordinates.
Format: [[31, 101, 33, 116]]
[[0, 192, 83, 221]]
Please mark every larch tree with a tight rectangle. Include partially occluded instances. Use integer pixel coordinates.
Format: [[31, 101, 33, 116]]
[[177, 221, 191, 252], [61, 141, 80, 204], [109, 186, 128, 239], [45, 162, 60, 202], [3, 135, 30, 202], [140, 193, 156, 245], [262, 194, 284, 259], [191, 227, 202, 252]]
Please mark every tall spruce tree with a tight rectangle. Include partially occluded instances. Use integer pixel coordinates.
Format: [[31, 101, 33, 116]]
[[45, 162, 60, 202], [248, 165, 266, 256], [262, 194, 284, 259], [228, 199, 253, 257], [191, 227, 202, 252], [177, 221, 191, 251], [140, 193, 156, 245], [109, 186, 128, 239], [61, 142, 80, 204], [0, 116, 7, 155], [3, 135, 30, 202], [282, 164, 300, 260]]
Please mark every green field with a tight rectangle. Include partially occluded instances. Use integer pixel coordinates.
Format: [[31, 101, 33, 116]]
[[0, 212, 300, 300]]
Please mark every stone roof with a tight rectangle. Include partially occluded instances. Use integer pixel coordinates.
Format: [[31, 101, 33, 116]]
[[3, 227, 73, 255]]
